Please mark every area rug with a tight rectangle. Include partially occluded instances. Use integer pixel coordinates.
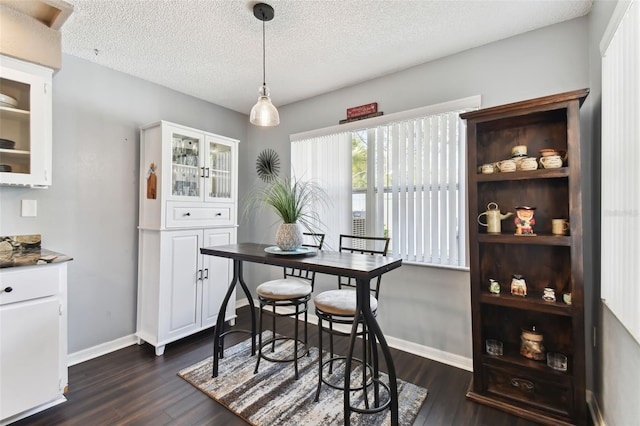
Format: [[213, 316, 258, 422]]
[[178, 334, 427, 425]]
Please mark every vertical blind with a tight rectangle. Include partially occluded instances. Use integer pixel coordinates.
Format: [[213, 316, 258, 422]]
[[600, 0, 639, 343], [290, 96, 479, 267], [291, 132, 352, 251], [366, 111, 469, 266]]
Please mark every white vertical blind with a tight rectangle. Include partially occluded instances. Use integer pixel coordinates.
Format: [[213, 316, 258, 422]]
[[291, 132, 352, 251], [366, 110, 472, 266], [600, 0, 640, 343], [290, 96, 479, 267]]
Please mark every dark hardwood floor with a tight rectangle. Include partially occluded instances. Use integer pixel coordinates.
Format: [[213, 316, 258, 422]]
[[14, 306, 548, 425]]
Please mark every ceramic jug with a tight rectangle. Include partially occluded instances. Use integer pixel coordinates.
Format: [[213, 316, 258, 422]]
[[477, 202, 513, 234]]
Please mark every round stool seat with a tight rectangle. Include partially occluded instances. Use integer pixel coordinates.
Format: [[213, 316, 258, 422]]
[[257, 278, 312, 300], [314, 289, 378, 316]]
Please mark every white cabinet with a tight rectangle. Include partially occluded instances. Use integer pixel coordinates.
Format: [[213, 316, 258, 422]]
[[137, 121, 239, 356], [0, 263, 68, 424], [0, 55, 53, 187], [139, 121, 238, 230]]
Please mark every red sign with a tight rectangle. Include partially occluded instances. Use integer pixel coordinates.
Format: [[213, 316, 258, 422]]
[[347, 102, 378, 119]]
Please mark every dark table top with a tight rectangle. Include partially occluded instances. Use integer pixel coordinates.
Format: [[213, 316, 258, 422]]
[[200, 242, 402, 280]]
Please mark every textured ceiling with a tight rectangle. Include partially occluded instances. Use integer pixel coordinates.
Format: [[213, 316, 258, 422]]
[[60, 0, 592, 114]]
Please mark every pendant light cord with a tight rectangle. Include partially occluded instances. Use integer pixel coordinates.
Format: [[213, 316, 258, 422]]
[[262, 17, 266, 86]]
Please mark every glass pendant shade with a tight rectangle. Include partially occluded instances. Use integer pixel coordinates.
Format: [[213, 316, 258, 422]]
[[250, 84, 280, 126]]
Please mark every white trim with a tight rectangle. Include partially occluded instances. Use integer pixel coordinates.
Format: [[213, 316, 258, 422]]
[[67, 334, 138, 366], [587, 390, 607, 426], [64, 298, 474, 374], [402, 259, 470, 272], [0, 396, 67, 426], [600, 0, 634, 56], [290, 95, 481, 141]]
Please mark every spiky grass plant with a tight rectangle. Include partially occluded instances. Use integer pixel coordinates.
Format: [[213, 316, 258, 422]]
[[243, 176, 328, 232]]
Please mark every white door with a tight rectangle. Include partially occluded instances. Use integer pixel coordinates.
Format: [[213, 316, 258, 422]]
[[201, 228, 236, 328], [165, 230, 201, 338], [0, 297, 60, 419]]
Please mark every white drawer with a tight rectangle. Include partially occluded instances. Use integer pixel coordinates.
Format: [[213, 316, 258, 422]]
[[0, 266, 59, 305], [166, 202, 233, 228]]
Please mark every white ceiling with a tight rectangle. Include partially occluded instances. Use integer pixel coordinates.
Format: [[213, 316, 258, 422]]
[[60, 0, 592, 115]]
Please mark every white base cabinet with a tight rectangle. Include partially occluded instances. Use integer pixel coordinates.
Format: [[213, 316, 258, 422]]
[[0, 263, 68, 425], [136, 227, 237, 356]]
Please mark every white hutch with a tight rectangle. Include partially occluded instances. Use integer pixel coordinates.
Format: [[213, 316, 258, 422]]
[[136, 121, 238, 356]]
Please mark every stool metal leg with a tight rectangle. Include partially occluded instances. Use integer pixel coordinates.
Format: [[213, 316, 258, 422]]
[[314, 315, 324, 402]]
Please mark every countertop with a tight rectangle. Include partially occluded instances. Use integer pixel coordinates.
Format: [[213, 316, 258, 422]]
[[0, 248, 73, 269], [0, 235, 72, 269]]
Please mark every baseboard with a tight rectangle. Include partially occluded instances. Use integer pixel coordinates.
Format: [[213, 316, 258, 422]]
[[0, 396, 66, 426], [67, 334, 138, 366], [241, 297, 474, 372], [587, 390, 606, 426], [67, 298, 473, 372]]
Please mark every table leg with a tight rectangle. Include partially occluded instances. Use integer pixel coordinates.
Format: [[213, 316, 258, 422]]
[[343, 296, 361, 426], [356, 278, 399, 425], [212, 260, 256, 378]]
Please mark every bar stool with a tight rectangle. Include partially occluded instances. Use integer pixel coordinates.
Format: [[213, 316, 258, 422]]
[[313, 234, 390, 414], [254, 233, 325, 379]]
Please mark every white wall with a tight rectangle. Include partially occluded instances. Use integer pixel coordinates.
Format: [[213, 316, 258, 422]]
[[239, 17, 590, 367], [0, 54, 247, 353]]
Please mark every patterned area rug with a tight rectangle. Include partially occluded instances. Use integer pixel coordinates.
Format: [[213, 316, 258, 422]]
[[178, 334, 427, 425]]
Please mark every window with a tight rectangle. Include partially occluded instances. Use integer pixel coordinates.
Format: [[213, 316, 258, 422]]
[[600, 0, 639, 343], [291, 96, 480, 268]]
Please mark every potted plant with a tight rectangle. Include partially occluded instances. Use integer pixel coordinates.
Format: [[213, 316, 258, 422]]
[[243, 176, 328, 251]]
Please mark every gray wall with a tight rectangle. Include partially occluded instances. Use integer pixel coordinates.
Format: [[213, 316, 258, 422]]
[[0, 54, 247, 352], [587, 1, 640, 425], [5, 7, 634, 420], [240, 17, 590, 367]]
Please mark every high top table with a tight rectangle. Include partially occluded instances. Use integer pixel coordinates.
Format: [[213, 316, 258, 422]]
[[201, 242, 402, 425]]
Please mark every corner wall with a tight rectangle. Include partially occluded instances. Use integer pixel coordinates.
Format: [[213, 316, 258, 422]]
[[240, 17, 590, 366], [0, 54, 247, 353]]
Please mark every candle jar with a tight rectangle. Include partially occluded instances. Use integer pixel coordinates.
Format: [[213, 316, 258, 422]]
[[520, 326, 546, 360]]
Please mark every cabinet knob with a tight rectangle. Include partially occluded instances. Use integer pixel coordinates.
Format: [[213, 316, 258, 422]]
[[216, 212, 222, 216], [2, 287, 13, 293], [184, 212, 191, 216]]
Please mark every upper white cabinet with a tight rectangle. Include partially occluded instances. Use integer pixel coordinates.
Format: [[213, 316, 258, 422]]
[[139, 121, 239, 230], [0, 55, 53, 187]]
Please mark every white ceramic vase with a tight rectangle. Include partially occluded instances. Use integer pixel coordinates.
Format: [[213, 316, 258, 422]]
[[275, 223, 303, 251]]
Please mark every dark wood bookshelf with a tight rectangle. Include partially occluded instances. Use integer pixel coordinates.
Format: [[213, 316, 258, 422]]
[[461, 88, 589, 425]]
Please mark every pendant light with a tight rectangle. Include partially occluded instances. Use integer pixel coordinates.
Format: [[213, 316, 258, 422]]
[[250, 3, 280, 127]]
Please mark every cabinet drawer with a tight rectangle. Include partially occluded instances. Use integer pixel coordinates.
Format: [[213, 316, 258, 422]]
[[483, 364, 573, 417], [166, 202, 233, 228], [0, 266, 59, 305]]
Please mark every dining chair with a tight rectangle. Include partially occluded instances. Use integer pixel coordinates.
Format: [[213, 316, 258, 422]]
[[254, 233, 325, 379], [313, 234, 390, 414]]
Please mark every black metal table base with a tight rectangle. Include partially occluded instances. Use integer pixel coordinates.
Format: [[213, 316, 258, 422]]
[[212, 260, 256, 377]]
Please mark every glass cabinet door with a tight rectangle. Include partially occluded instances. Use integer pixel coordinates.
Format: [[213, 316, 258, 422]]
[[0, 56, 51, 186], [170, 129, 202, 199], [206, 138, 234, 201], [0, 77, 30, 175]]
